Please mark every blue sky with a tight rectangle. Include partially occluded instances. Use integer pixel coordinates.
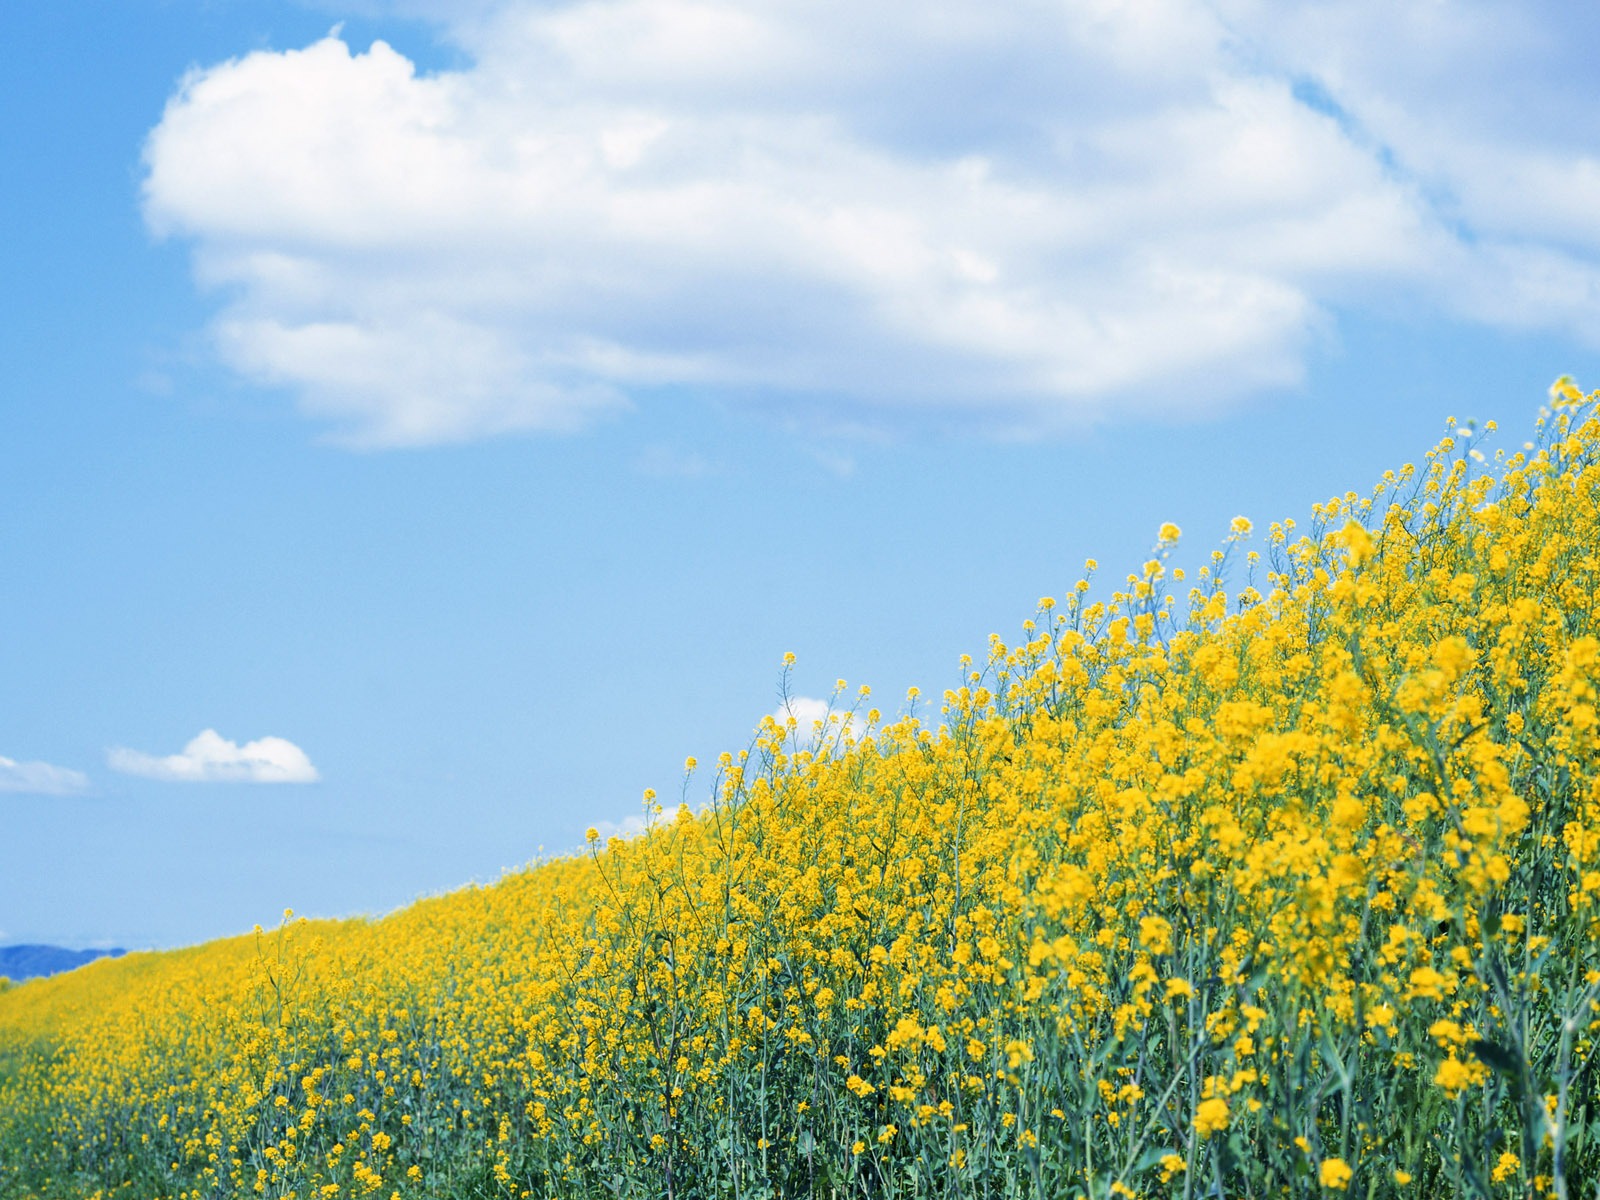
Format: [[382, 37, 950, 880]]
[[4, 0, 1599, 950]]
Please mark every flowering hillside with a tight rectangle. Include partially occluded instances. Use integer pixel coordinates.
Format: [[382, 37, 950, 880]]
[[4, 383, 1600, 1199]]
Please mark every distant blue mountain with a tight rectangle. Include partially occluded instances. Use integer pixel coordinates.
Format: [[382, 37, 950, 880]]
[[0, 944, 125, 983]]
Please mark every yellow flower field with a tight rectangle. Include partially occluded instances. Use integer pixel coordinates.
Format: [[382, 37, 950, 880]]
[[5, 382, 1600, 1198]]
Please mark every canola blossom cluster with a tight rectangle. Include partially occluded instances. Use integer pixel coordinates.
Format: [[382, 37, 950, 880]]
[[5, 383, 1600, 1199]]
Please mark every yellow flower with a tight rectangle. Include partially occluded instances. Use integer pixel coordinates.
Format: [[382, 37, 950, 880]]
[[1138, 916, 1174, 956], [1491, 1150, 1519, 1183], [1434, 1056, 1486, 1097], [1193, 1097, 1229, 1138], [1406, 966, 1451, 1001], [8, 393, 1600, 1200], [1319, 1158, 1352, 1190], [1339, 519, 1375, 566]]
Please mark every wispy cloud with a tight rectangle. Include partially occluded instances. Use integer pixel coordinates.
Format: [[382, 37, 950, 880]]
[[108, 730, 320, 784], [633, 444, 714, 478], [0, 755, 90, 796], [141, 1, 1600, 446]]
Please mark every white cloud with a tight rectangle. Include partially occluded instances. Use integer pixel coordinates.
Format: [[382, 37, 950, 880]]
[[108, 730, 320, 784], [141, 1, 1600, 446], [0, 755, 90, 797], [592, 812, 650, 842], [770, 696, 865, 751]]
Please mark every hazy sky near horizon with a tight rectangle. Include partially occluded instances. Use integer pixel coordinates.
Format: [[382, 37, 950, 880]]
[[5, 0, 1600, 950]]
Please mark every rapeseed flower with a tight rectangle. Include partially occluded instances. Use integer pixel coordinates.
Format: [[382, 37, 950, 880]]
[[4, 385, 1600, 1196]]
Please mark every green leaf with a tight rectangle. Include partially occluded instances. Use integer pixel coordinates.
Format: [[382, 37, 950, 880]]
[[1479, 903, 1500, 937], [1469, 1038, 1520, 1077], [1131, 1144, 1171, 1173]]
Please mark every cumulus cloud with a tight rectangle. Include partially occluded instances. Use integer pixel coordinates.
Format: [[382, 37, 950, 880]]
[[592, 812, 650, 842], [0, 755, 90, 796], [108, 730, 320, 784], [141, 0, 1600, 446], [771, 696, 866, 751]]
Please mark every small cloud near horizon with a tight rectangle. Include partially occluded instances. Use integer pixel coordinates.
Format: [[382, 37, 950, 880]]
[[771, 695, 865, 749], [108, 730, 320, 784], [592, 812, 650, 842], [0, 754, 90, 796]]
